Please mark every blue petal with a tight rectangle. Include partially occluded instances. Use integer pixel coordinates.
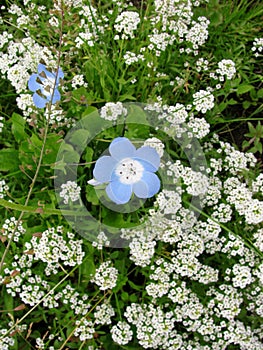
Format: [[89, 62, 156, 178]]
[[133, 172, 160, 198], [93, 156, 118, 183], [106, 181, 132, 204], [38, 64, 54, 81], [38, 64, 64, 85], [57, 67, 64, 81], [135, 146, 160, 171], [32, 93, 48, 108], [109, 137, 136, 160], [28, 74, 42, 92], [50, 88, 61, 103]]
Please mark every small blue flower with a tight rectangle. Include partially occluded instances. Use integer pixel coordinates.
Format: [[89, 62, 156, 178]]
[[28, 63, 64, 108], [89, 137, 161, 204]]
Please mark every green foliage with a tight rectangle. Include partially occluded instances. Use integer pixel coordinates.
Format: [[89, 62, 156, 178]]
[[242, 121, 263, 154]]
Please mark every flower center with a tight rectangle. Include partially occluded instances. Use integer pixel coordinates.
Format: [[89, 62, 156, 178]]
[[115, 158, 144, 185]]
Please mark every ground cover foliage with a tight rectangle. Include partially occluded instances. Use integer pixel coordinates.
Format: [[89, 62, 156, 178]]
[[0, 0, 263, 349]]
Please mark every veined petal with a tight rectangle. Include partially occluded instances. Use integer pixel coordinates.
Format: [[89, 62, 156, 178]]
[[28, 74, 42, 92], [106, 181, 132, 204], [32, 93, 48, 108], [93, 156, 118, 183], [135, 146, 160, 171], [109, 137, 136, 160], [133, 172, 160, 198]]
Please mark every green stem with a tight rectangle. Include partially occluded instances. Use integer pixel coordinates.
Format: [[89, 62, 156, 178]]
[[0, 198, 86, 217]]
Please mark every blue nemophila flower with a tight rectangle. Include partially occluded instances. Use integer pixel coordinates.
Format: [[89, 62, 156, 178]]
[[28, 63, 64, 108], [89, 137, 161, 204]]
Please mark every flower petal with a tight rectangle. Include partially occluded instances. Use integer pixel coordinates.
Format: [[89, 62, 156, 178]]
[[93, 156, 118, 183], [109, 137, 136, 160], [135, 146, 160, 171], [133, 172, 160, 198], [50, 88, 61, 103], [32, 93, 48, 108], [28, 74, 42, 92], [106, 181, 132, 204]]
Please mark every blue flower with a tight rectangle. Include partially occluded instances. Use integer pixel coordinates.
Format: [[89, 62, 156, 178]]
[[28, 63, 64, 108], [89, 137, 161, 204]]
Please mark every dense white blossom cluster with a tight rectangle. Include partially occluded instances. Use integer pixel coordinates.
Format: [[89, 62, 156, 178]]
[[1, 217, 25, 242], [100, 102, 127, 121], [90, 261, 118, 290], [59, 180, 81, 204], [25, 226, 84, 275], [193, 89, 215, 113], [114, 11, 140, 40]]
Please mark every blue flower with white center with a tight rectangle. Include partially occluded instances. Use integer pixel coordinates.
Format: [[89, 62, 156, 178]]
[[28, 63, 64, 108], [89, 137, 161, 205]]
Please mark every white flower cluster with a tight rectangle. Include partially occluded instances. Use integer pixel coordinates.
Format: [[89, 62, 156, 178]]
[[224, 177, 263, 224], [129, 234, 156, 267], [124, 303, 178, 349], [1, 217, 25, 242], [59, 180, 81, 204], [59, 284, 91, 315], [252, 37, 263, 57], [193, 88, 215, 113], [100, 102, 127, 121], [143, 137, 165, 157], [187, 115, 210, 139], [26, 226, 84, 275], [195, 57, 209, 72], [0, 116, 4, 133], [114, 11, 140, 40], [185, 17, 210, 49], [71, 74, 88, 88], [74, 318, 95, 341], [0, 36, 55, 93], [0, 328, 15, 349], [216, 59, 236, 80], [94, 301, 115, 325], [90, 260, 118, 290], [123, 51, 145, 65], [111, 321, 133, 345], [75, 5, 104, 48], [0, 179, 9, 198], [92, 231, 110, 250]]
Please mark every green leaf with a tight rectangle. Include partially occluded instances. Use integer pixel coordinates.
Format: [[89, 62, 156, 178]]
[[257, 88, 263, 99], [11, 112, 26, 143], [0, 148, 20, 171], [69, 129, 90, 148], [237, 84, 254, 95]]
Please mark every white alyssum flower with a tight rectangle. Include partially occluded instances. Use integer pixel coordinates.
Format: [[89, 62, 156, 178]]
[[252, 37, 263, 57], [71, 74, 88, 88], [59, 180, 81, 204], [74, 318, 95, 341], [29, 226, 84, 275], [114, 11, 140, 39], [1, 217, 25, 242], [216, 59, 236, 80], [100, 102, 127, 121], [143, 137, 165, 157], [111, 321, 133, 345], [91, 261, 118, 290], [94, 302, 115, 325], [232, 264, 253, 289], [193, 89, 215, 113], [0, 179, 9, 198]]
